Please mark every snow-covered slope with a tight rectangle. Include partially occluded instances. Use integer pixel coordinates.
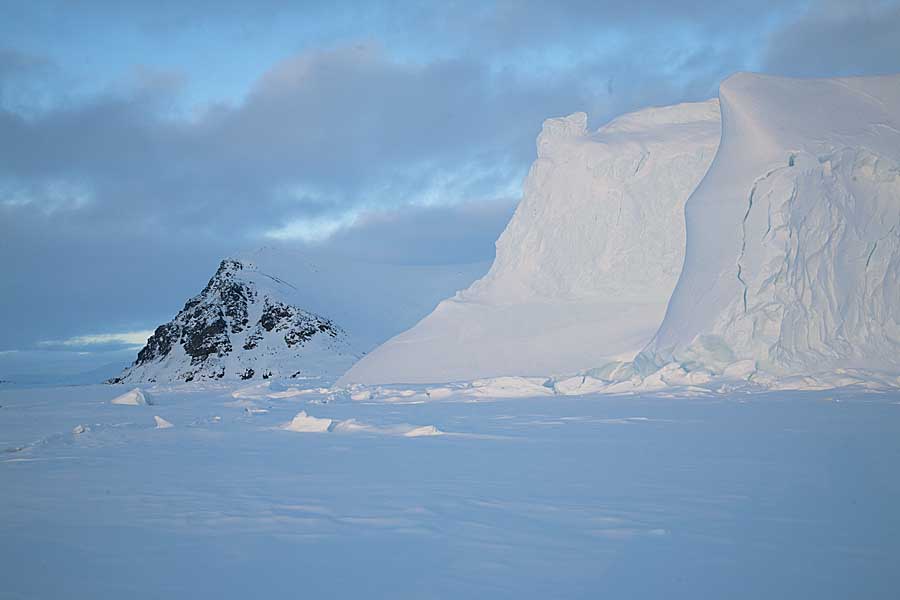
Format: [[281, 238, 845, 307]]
[[113, 259, 357, 383], [113, 248, 488, 384], [341, 100, 721, 384], [636, 73, 900, 383], [235, 247, 490, 352]]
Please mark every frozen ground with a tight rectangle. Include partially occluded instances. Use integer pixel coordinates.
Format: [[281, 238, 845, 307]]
[[2, 382, 899, 599]]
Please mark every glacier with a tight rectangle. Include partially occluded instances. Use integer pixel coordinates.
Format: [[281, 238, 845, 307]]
[[341, 100, 721, 385], [341, 73, 900, 392], [637, 73, 900, 387], [114, 73, 900, 392], [6, 72, 900, 600]]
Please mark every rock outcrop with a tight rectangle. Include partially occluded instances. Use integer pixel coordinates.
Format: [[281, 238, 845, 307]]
[[111, 259, 356, 383]]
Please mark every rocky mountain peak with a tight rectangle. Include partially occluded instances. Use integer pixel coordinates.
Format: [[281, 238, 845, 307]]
[[110, 259, 356, 384]]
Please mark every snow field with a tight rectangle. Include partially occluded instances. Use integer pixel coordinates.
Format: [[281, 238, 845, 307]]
[[2, 382, 900, 599]]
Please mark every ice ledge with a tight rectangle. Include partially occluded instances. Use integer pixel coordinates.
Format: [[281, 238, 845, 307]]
[[537, 112, 589, 156]]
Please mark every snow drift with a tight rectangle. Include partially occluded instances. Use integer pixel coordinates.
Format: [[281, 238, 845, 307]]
[[281, 410, 444, 437], [283, 411, 333, 433], [341, 100, 721, 384], [111, 388, 152, 406], [635, 73, 900, 383]]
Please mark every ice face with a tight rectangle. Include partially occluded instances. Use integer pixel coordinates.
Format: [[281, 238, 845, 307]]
[[341, 100, 722, 385], [643, 73, 900, 382]]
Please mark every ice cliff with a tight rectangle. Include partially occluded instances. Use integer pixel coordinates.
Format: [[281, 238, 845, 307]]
[[636, 73, 900, 383], [340, 100, 721, 384], [343, 72, 900, 390]]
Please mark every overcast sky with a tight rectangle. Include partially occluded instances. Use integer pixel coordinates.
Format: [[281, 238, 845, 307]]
[[2, 0, 899, 378]]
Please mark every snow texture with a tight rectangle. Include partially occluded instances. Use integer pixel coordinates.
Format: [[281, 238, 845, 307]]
[[343, 73, 900, 391], [3, 382, 900, 599], [638, 73, 900, 384], [282, 409, 444, 437], [282, 410, 332, 433], [111, 388, 152, 405], [341, 100, 720, 384]]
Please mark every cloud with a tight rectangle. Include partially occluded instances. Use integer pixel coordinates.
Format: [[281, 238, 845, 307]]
[[762, 0, 900, 77], [38, 329, 155, 350], [0, 202, 235, 351], [265, 211, 361, 242], [0, 42, 567, 237], [0, 36, 737, 238], [3, 0, 900, 367], [0, 47, 58, 113], [311, 197, 519, 265], [0, 48, 51, 76]]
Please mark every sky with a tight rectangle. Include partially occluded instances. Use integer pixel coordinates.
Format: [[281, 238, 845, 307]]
[[2, 0, 900, 380]]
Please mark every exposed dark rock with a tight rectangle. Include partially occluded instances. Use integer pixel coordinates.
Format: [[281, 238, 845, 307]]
[[112, 257, 352, 383], [135, 322, 180, 366], [182, 313, 230, 364], [182, 297, 201, 312], [243, 333, 262, 351], [284, 323, 318, 348], [259, 301, 293, 332]]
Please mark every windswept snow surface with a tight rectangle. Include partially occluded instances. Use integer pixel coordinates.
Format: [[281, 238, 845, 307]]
[[638, 73, 900, 386], [341, 101, 720, 385], [2, 382, 900, 599]]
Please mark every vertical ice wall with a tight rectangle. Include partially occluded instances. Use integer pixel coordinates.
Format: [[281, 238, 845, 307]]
[[340, 100, 721, 384], [640, 73, 900, 378]]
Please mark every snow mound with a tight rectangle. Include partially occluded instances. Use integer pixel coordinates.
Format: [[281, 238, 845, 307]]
[[464, 377, 556, 399], [283, 411, 333, 433], [329, 419, 444, 437], [231, 381, 327, 400], [340, 100, 720, 384], [284, 412, 444, 437], [341, 367, 900, 402], [636, 73, 900, 384], [344, 376, 556, 404], [111, 388, 152, 406], [401, 425, 443, 438], [154, 416, 174, 429], [329, 418, 374, 434]]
